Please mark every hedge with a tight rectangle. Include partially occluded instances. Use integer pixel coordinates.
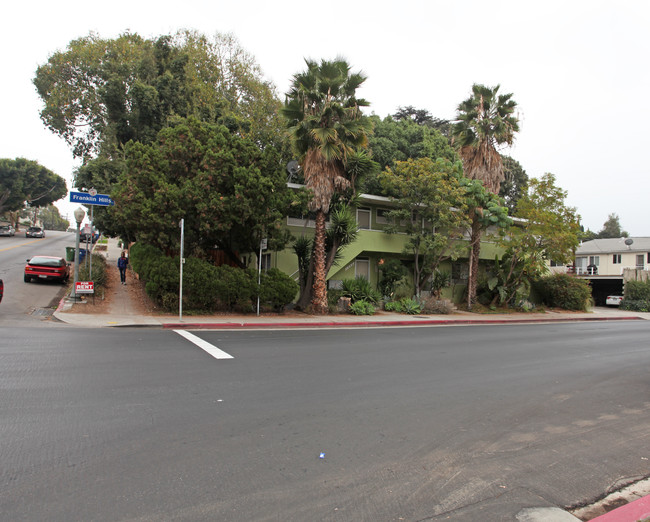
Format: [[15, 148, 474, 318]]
[[129, 243, 298, 313]]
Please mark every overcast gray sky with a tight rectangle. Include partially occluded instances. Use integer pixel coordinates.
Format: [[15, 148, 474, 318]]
[[2, 0, 648, 234]]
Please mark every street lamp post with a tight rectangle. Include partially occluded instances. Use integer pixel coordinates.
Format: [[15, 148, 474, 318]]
[[71, 207, 86, 300]]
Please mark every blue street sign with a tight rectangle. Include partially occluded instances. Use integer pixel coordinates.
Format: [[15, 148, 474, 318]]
[[70, 191, 114, 206]]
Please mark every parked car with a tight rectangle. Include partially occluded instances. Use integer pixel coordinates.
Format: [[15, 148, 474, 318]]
[[24, 256, 70, 283], [25, 226, 45, 238], [0, 278, 3, 303], [0, 225, 15, 236], [606, 295, 623, 306]]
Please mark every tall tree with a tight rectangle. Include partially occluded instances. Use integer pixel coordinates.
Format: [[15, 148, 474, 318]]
[[282, 58, 372, 314], [34, 30, 284, 160], [595, 213, 628, 238], [392, 106, 451, 136], [452, 84, 519, 309], [379, 158, 470, 297], [0, 158, 67, 215], [490, 174, 581, 306], [112, 117, 302, 262], [499, 155, 528, 213]]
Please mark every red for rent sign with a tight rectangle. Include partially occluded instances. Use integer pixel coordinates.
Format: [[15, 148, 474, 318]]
[[75, 281, 94, 294]]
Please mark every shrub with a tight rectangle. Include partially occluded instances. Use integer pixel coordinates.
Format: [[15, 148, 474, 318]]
[[624, 280, 650, 301], [378, 259, 407, 297], [259, 268, 300, 311], [429, 270, 451, 299], [383, 300, 402, 312], [392, 279, 413, 301], [399, 297, 422, 315], [349, 300, 375, 315], [213, 265, 256, 310], [533, 274, 592, 311], [78, 253, 108, 288], [620, 299, 650, 312], [341, 277, 381, 304]]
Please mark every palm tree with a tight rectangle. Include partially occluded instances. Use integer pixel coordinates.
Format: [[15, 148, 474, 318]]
[[282, 59, 372, 314], [452, 84, 519, 309]]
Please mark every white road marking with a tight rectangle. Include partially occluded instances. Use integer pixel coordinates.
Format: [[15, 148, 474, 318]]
[[174, 330, 234, 359]]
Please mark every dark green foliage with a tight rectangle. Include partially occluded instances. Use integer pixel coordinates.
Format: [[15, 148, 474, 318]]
[[213, 266, 256, 310], [623, 280, 650, 300], [0, 158, 68, 214], [349, 300, 375, 315], [259, 268, 299, 311], [429, 269, 451, 299], [621, 280, 650, 311], [620, 300, 650, 312], [341, 277, 381, 304], [378, 259, 408, 298], [78, 253, 108, 288], [533, 274, 592, 311], [130, 242, 296, 312]]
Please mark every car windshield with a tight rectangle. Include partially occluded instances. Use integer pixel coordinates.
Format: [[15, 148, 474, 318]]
[[0, 226, 9, 230], [28, 227, 42, 231], [28, 257, 63, 267]]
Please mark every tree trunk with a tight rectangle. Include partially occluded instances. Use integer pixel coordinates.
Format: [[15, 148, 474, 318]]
[[466, 213, 481, 310], [311, 210, 328, 314]]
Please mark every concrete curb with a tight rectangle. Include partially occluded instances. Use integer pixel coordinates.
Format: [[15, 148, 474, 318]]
[[160, 315, 644, 330]]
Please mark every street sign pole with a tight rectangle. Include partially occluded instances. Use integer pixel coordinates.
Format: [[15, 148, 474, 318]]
[[179, 219, 184, 322]]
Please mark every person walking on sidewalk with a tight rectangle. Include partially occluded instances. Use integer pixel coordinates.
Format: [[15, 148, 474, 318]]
[[117, 251, 128, 285]]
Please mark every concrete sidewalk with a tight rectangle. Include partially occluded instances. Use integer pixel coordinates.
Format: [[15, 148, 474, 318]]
[[54, 237, 650, 330]]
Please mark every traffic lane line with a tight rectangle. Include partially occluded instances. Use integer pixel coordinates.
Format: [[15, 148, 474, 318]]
[[174, 330, 234, 359]]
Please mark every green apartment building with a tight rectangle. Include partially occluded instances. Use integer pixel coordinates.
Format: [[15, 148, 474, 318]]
[[264, 184, 504, 303]]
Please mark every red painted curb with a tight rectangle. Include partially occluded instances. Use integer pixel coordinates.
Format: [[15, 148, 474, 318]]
[[589, 494, 650, 521], [162, 316, 642, 330]]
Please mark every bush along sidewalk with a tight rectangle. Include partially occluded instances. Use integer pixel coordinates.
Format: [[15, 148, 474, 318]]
[[128, 243, 298, 313]]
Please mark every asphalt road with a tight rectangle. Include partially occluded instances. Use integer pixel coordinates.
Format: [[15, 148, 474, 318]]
[[0, 230, 76, 324], [2, 322, 650, 520]]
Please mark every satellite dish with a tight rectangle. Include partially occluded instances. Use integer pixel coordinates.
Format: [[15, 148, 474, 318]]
[[287, 161, 300, 174], [625, 238, 634, 246], [286, 160, 301, 182]]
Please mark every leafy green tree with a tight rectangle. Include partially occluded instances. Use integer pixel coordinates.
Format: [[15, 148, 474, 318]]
[[34, 30, 284, 160], [364, 115, 457, 194], [282, 58, 372, 314], [595, 213, 628, 238], [489, 174, 581, 306], [112, 117, 303, 265], [38, 205, 70, 231], [392, 106, 451, 136], [499, 155, 528, 213], [0, 158, 67, 215], [452, 83, 519, 308], [380, 158, 471, 297]]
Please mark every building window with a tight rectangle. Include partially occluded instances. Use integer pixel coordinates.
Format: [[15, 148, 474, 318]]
[[550, 260, 562, 267], [355, 258, 370, 280], [613, 254, 621, 264], [451, 262, 468, 281], [357, 208, 371, 230], [637, 254, 644, 269], [588, 256, 600, 266], [376, 208, 390, 224], [647, 252, 650, 264]]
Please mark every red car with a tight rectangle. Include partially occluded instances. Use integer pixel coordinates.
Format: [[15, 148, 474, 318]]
[[0, 278, 3, 302], [24, 256, 70, 283]]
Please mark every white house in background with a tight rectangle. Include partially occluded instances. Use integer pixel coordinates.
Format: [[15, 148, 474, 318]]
[[551, 237, 650, 305], [573, 237, 650, 276]]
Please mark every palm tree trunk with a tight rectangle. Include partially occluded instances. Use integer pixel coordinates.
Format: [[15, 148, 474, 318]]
[[467, 213, 481, 310], [311, 210, 328, 314]]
